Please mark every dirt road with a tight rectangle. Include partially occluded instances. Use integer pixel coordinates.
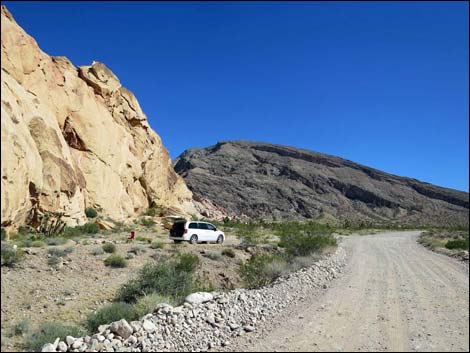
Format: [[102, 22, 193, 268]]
[[232, 231, 469, 352]]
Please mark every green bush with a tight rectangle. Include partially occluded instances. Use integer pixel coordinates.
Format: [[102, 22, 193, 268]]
[[150, 241, 165, 250], [140, 218, 156, 227], [102, 243, 116, 253], [239, 253, 287, 289], [204, 251, 222, 261], [48, 248, 67, 257], [13, 319, 30, 336], [234, 222, 269, 245], [1, 243, 23, 267], [47, 256, 61, 267], [135, 236, 152, 243], [176, 253, 199, 273], [276, 222, 336, 257], [45, 237, 68, 246], [221, 248, 236, 258], [87, 302, 138, 333], [63, 222, 100, 237], [129, 245, 147, 255], [1, 228, 6, 240], [445, 238, 469, 250], [90, 247, 104, 256], [134, 293, 177, 317], [24, 322, 84, 351], [104, 254, 127, 268], [85, 207, 98, 218], [143, 208, 157, 217], [81, 222, 100, 234], [116, 253, 200, 304], [31, 240, 45, 247]]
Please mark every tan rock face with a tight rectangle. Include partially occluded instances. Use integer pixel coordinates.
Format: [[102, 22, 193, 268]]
[[1, 6, 197, 230]]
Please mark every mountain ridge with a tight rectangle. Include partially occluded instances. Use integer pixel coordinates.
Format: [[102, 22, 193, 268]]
[[174, 140, 469, 225]]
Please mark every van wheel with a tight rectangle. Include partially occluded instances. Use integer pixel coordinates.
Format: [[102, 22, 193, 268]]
[[190, 235, 198, 244], [216, 235, 224, 244]]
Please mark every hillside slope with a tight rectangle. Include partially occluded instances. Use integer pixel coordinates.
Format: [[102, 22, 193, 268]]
[[174, 141, 469, 226], [1, 6, 196, 230]]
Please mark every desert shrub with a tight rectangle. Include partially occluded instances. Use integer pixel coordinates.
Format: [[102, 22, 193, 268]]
[[116, 253, 200, 304], [31, 240, 45, 248], [85, 207, 98, 218], [285, 254, 321, 272], [176, 253, 199, 273], [134, 293, 177, 317], [234, 222, 269, 245], [48, 248, 67, 257], [143, 208, 157, 217], [276, 222, 336, 257], [140, 218, 156, 227], [104, 254, 127, 268], [102, 243, 116, 253], [221, 248, 236, 258], [63, 222, 99, 237], [13, 319, 30, 336], [87, 302, 138, 333], [82, 239, 91, 245], [150, 241, 164, 250], [90, 247, 104, 256], [81, 222, 100, 234], [445, 238, 469, 250], [17, 238, 33, 248], [1, 243, 23, 267], [44, 237, 68, 246], [24, 322, 84, 351], [239, 253, 288, 289], [47, 256, 61, 267], [136, 236, 152, 243], [204, 251, 222, 261], [129, 245, 147, 255], [1, 228, 6, 240]]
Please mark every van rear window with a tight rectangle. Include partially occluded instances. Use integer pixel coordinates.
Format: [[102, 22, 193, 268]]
[[188, 222, 198, 229]]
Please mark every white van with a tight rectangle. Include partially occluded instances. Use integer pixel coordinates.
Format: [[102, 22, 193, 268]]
[[169, 220, 225, 244]]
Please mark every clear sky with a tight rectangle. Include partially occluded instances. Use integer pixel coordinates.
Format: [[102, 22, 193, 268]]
[[4, 1, 469, 192]]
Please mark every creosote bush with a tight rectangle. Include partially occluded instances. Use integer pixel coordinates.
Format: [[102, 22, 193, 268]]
[[104, 254, 127, 268], [85, 207, 98, 218], [445, 238, 469, 250], [1, 243, 23, 267], [102, 243, 116, 253], [150, 241, 165, 250], [221, 248, 236, 258], [116, 253, 202, 304], [23, 322, 84, 351], [87, 302, 138, 333], [134, 293, 177, 317], [239, 253, 287, 289]]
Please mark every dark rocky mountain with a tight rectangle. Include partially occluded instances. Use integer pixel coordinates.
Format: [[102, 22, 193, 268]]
[[174, 141, 469, 226]]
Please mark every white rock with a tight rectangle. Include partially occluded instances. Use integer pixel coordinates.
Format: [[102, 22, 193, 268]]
[[185, 292, 214, 305], [142, 320, 156, 333], [110, 319, 133, 339], [41, 343, 56, 352], [65, 336, 75, 345], [57, 341, 68, 352]]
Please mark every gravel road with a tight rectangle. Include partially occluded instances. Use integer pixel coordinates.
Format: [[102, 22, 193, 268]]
[[231, 231, 469, 352]]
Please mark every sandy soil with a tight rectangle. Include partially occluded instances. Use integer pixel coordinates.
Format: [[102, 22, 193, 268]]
[[228, 231, 469, 352]]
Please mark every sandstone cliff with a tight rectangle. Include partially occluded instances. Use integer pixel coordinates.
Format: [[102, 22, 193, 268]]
[[1, 6, 196, 230], [174, 141, 469, 226]]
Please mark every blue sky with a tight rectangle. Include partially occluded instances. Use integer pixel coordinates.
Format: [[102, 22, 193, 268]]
[[4, 1, 469, 191]]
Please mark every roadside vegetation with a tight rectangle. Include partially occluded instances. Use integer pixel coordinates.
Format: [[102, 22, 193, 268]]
[[418, 228, 469, 254]]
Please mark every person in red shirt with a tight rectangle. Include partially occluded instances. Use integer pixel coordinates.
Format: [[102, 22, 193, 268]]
[[127, 231, 135, 243]]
